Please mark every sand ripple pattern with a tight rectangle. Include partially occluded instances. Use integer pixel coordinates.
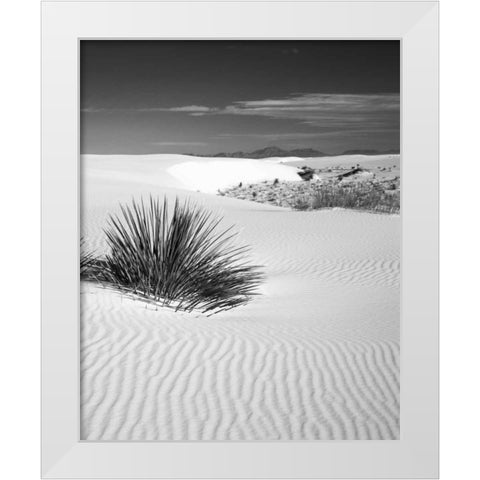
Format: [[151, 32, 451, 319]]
[[81, 171, 400, 441], [81, 288, 399, 441], [266, 256, 400, 288]]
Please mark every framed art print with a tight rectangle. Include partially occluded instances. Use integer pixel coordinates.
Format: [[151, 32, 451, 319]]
[[42, 1, 439, 478]]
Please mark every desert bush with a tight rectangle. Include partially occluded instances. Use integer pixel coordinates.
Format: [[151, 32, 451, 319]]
[[309, 183, 400, 213], [289, 195, 311, 211], [100, 196, 263, 314], [221, 179, 400, 214]]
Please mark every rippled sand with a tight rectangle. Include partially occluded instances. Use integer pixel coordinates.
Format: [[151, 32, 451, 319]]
[[80, 154, 400, 441]]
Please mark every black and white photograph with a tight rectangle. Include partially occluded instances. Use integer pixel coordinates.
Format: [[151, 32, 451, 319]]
[[80, 40, 400, 441]]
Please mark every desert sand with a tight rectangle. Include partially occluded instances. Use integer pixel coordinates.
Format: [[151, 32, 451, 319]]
[[80, 154, 400, 441]]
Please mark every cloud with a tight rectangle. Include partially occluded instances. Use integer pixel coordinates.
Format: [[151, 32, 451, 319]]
[[220, 93, 399, 125], [208, 93, 399, 141], [81, 94, 399, 130], [134, 105, 218, 114], [81, 105, 217, 114], [81, 107, 108, 113], [166, 105, 216, 113]]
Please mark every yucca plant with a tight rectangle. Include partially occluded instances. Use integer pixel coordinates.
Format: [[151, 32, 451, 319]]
[[80, 237, 100, 280], [101, 196, 263, 314]]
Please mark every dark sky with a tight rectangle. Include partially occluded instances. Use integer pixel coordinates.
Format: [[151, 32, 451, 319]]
[[81, 40, 400, 155]]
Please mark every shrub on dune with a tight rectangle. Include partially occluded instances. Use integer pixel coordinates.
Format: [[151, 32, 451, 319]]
[[101, 196, 263, 314], [282, 182, 400, 214], [290, 195, 311, 211], [310, 183, 400, 213]]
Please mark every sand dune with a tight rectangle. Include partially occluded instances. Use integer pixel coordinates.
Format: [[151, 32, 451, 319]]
[[168, 157, 303, 193], [80, 153, 400, 441], [81, 284, 399, 441]]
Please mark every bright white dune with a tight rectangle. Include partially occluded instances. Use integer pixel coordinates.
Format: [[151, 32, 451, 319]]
[[168, 158, 303, 193], [263, 156, 305, 164], [82, 153, 304, 194]]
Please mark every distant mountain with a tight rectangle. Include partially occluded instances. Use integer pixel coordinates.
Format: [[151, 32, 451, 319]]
[[194, 146, 329, 159], [382, 149, 401, 155], [340, 149, 400, 156], [186, 146, 399, 159], [289, 148, 330, 158]]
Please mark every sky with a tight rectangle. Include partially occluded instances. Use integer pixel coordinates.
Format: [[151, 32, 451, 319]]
[[80, 40, 400, 155]]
